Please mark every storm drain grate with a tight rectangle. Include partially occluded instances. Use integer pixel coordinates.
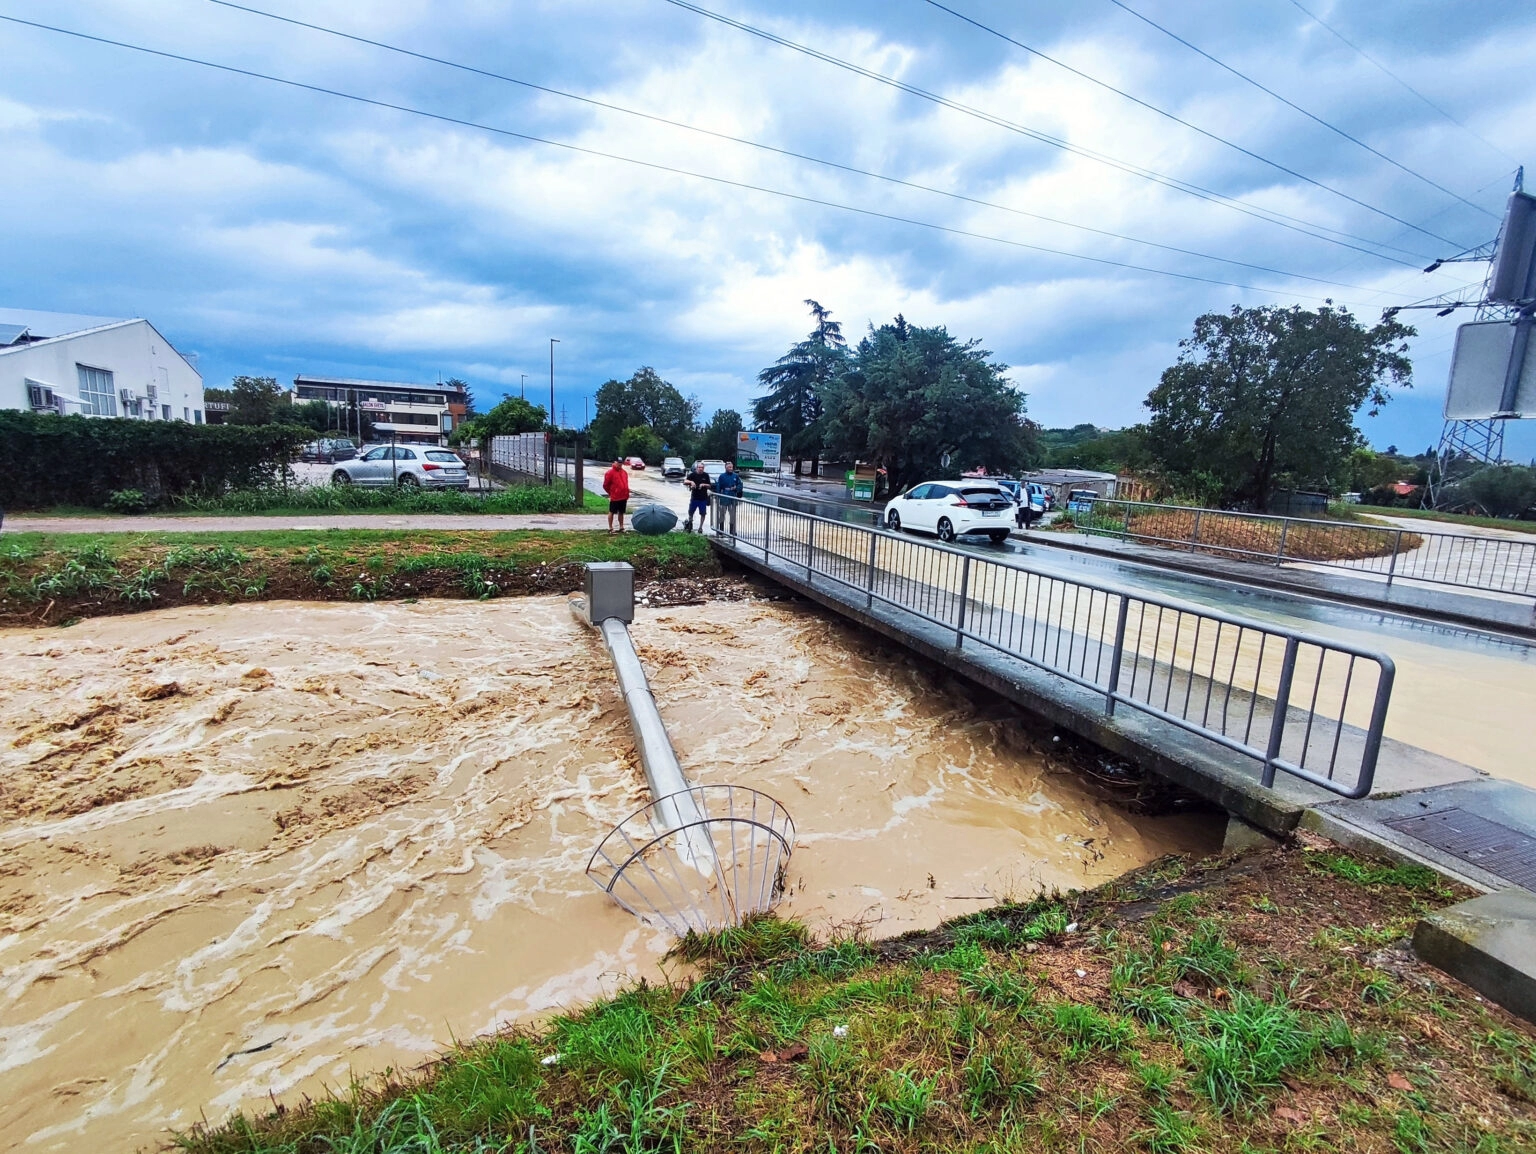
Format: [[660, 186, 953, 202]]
[[1382, 807, 1536, 889]]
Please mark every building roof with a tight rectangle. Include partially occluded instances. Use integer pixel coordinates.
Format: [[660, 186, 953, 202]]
[[0, 307, 129, 338], [294, 374, 463, 395], [1024, 468, 1119, 483]]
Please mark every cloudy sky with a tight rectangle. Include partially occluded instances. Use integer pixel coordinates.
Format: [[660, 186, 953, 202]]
[[3, 0, 1534, 456]]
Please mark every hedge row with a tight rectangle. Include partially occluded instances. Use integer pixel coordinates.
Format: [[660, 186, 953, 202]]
[[0, 411, 308, 510]]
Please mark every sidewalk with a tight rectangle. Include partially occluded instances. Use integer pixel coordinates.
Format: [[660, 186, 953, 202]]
[[1028, 528, 1536, 638], [3, 513, 615, 534]]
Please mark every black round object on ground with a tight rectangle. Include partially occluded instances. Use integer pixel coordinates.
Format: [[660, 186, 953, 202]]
[[631, 503, 678, 535]]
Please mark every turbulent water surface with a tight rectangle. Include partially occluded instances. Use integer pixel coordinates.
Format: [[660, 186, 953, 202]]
[[0, 596, 1216, 1151]]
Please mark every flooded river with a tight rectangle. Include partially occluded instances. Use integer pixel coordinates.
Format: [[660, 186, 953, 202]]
[[0, 596, 1215, 1151]]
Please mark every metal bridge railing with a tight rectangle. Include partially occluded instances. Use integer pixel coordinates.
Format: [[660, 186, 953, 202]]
[[1079, 498, 1536, 600], [716, 498, 1395, 799]]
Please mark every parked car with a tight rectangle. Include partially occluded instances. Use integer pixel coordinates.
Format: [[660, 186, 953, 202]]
[[662, 456, 685, 478], [1065, 489, 1099, 514], [300, 438, 357, 464], [883, 481, 1015, 544], [331, 445, 469, 489], [625, 456, 648, 471], [692, 459, 728, 483]]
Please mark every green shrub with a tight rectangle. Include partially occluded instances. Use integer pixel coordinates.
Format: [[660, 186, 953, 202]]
[[105, 488, 150, 513], [0, 411, 306, 510]]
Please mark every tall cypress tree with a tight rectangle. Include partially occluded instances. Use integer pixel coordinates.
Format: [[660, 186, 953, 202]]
[[752, 300, 847, 476]]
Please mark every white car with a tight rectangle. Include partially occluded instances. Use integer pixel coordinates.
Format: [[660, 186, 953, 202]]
[[331, 445, 469, 490], [883, 481, 1015, 544], [692, 459, 729, 483], [662, 456, 685, 478]]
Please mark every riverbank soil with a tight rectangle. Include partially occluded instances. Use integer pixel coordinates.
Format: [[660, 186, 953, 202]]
[[0, 529, 716, 627], [0, 594, 1208, 1152], [181, 842, 1536, 1153]]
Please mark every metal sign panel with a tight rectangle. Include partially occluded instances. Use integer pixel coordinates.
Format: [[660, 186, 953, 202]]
[[1490, 190, 1536, 305], [1444, 319, 1536, 420], [736, 430, 782, 470]]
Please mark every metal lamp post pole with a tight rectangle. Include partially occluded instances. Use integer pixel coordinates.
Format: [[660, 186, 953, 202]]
[[549, 338, 560, 484]]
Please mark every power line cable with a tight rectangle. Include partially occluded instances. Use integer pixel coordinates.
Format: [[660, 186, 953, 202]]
[[921, 0, 1492, 229], [1102, 0, 1500, 227], [201, 0, 1393, 288], [658, 0, 1436, 262], [0, 12, 1398, 302], [1283, 0, 1519, 167]]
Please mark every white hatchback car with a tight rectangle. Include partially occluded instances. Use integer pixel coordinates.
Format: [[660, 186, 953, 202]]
[[331, 446, 470, 490], [883, 481, 1015, 544]]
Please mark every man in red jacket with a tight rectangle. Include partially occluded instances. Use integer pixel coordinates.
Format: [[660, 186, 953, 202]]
[[602, 457, 631, 533]]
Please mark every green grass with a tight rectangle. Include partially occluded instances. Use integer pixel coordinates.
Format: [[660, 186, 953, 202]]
[[11, 480, 608, 518], [1356, 504, 1536, 536]]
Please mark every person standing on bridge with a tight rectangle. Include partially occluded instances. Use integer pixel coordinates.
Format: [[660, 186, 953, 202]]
[[713, 460, 743, 537], [684, 461, 713, 533], [603, 457, 630, 534]]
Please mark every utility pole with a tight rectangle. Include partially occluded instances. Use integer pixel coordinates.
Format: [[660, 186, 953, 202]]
[[520, 373, 526, 400], [548, 338, 560, 483]]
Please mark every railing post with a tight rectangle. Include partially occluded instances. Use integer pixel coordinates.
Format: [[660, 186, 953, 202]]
[[805, 517, 816, 581], [954, 555, 971, 647], [1121, 503, 1131, 539], [1275, 519, 1289, 566], [762, 507, 772, 563], [1190, 510, 1202, 552], [865, 529, 878, 608], [1262, 636, 1300, 789], [1104, 594, 1130, 717], [1386, 529, 1403, 587]]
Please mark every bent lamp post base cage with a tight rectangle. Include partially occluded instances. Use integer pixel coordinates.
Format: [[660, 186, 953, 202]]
[[586, 784, 796, 936], [575, 561, 796, 934]]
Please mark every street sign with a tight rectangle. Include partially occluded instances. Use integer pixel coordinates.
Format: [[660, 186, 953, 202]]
[[736, 430, 782, 470]]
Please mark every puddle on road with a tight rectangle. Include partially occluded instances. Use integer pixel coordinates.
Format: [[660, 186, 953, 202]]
[[0, 597, 1217, 1152]]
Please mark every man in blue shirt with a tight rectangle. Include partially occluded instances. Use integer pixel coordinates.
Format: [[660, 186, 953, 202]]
[[713, 460, 744, 536]]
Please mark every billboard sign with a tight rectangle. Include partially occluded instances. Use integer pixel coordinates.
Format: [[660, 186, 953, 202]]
[[1444, 318, 1536, 420], [736, 430, 782, 470]]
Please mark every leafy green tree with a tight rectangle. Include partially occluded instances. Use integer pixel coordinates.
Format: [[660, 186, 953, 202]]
[[226, 376, 288, 426], [589, 368, 699, 462], [1043, 426, 1153, 473], [448, 396, 546, 446], [1457, 465, 1536, 517], [1347, 448, 1413, 493], [1146, 304, 1414, 511], [821, 315, 1037, 492], [698, 408, 744, 462], [288, 399, 333, 434], [616, 425, 664, 464], [754, 300, 847, 476]]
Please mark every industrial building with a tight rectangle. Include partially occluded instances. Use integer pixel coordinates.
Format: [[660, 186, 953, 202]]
[[0, 308, 204, 423], [290, 375, 467, 445]]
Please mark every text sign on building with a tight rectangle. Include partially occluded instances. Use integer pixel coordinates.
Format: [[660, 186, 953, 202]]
[[736, 430, 782, 470]]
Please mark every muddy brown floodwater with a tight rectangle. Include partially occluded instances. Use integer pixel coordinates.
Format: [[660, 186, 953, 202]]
[[0, 595, 1219, 1152]]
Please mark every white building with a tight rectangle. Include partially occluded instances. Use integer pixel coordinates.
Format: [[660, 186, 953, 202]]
[[291, 375, 467, 446], [0, 308, 205, 423]]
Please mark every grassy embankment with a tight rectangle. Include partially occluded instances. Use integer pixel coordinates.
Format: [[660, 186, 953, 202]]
[[9, 480, 608, 518], [178, 843, 1536, 1153], [1354, 505, 1536, 537], [0, 529, 716, 626]]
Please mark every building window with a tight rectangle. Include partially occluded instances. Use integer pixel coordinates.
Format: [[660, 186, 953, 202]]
[[76, 365, 117, 416], [27, 381, 56, 411], [194, 410, 203, 424], [162, 404, 172, 421], [183, 407, 190, 422]]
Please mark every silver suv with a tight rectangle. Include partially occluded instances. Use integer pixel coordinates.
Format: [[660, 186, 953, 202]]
[[331, 446, 469, 490]]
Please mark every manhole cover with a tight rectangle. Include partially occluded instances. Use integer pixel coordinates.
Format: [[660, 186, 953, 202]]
[[1382, 807, 1536, 889]]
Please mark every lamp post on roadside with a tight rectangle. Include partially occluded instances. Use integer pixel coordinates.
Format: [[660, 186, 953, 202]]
[[549, 337, 560, 483]]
